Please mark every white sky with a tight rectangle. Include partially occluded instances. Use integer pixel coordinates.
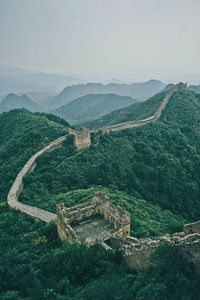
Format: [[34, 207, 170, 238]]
[[0, 0, 200, 81]]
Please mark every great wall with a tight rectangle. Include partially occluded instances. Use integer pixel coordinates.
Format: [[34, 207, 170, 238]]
[[7, 82, 200, 272]]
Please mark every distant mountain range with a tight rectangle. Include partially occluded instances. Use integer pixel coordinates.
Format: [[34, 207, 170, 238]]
[[188, 85, 200, 94], [1, 66, 199, 124], [0, 93, 43, 114], [167, 74, 200, 85], [45, 79, 166, 110], [0, 65, 85, 95], [52, 93, 137, 124]]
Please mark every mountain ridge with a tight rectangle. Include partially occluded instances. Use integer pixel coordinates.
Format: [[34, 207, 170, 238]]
[[0, 93, 43, 113], [45, 79, 166, 110], [51, 93, 137, 124]]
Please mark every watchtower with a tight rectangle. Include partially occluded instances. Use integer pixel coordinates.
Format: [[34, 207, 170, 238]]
[[69, 126, 91, 150]]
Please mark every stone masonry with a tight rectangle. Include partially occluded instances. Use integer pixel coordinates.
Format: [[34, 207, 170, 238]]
[[56, 191, 130, 246], [69, 126, 91, 150], [119, 231, 200, 272]]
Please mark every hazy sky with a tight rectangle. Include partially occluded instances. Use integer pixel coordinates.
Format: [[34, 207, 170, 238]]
[[0, 0, 200, 80]]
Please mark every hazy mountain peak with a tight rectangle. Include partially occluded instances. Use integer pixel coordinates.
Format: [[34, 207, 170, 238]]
[[47, 79, 166, 110], [1, 93, 43, 113]]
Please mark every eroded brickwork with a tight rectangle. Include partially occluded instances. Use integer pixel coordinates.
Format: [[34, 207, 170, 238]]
[[184, 220, 200, 235], [56, 191, 130, 245]]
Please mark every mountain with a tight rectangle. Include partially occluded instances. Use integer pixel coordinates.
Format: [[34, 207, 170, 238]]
[[0, 102, 10, 114], [46, 79, 166, 110], [52, 93, 137, 124], [188, 84, 200, 94], [25, 91, 57, 104], [0, 65, 85, 95], [82, 90, 167, 129], [22, 89, 200, 223], [1, 90, 200, 298], [1, 93, 43, 113], [0, 65, 28, 77]]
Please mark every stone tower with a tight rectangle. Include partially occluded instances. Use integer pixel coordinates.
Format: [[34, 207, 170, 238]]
[[69, 126, 91, 150]]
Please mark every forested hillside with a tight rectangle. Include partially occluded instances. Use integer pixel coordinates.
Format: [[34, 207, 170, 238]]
[[1, 89, 200, 299], [0, 93, 43, 113], [82, 90, 168, 129], [52, 93, 136, 124], [0, 109, 69, 202], [46, 79, 165, 110]]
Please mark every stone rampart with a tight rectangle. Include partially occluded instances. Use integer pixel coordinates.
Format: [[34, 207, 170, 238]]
[[69, 126, 91, 150], [7, 135, 67, 222]]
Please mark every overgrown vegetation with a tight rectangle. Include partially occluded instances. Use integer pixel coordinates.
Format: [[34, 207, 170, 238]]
[[0, 109, 68, 203], [0, 212, 199, 299]]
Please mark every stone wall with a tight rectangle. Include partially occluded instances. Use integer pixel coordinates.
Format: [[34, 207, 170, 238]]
[[184, 220, 200, 235], [121, 232, 200, 272], [7, 135, 67, 222], [69, 126, 91, 150]]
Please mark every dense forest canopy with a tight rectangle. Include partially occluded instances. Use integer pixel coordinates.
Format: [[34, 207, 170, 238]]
[[22, 90, 200, 222], [51, 93, 137, 125], [1, 89, 200, 299]]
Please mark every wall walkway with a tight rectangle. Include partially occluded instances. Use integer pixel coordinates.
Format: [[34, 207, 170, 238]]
[[7, 135, 67, 222]]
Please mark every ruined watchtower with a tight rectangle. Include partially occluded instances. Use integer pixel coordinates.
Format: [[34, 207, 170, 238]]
[[69, 127, 91, 150], [56, 192, 130, 246], [177, 82, 187, 90]]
